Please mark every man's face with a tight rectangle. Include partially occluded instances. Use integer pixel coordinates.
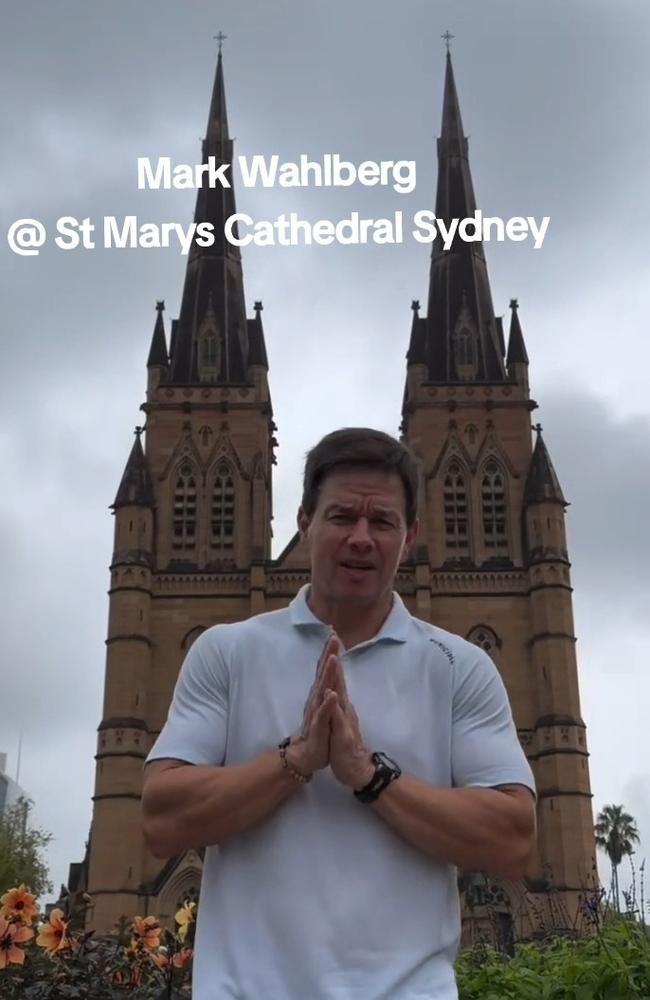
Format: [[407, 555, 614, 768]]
[[297, 467, 419, 609]]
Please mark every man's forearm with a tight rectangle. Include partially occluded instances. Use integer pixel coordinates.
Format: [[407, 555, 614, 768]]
[[371, 774, 535, 878], [142, 748, 306, 858]]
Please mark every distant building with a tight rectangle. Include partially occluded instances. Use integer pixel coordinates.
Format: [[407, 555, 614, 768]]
[[0, 752, 28, 816]]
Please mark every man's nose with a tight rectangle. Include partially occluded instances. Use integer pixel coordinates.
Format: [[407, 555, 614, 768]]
[[347, 517, 373, 548]]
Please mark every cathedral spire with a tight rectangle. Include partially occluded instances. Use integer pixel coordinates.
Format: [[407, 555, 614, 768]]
[[112, 429, 154, 509], [439, 49, 466, 162], [169, 47, 255, 385], [206, 43, 230, 149], [422, 50, 506, 383], [147, 300, 169, 368], [407, 299, 426, 364], [506, 298, 529, 367], [524, 425, 567, 507], [506, 297, 529, 393], [247, 301, 269, 368]]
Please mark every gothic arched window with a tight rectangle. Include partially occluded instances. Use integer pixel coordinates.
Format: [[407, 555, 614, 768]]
[[464, 424, 479, 446], [211, 462, 235, 551], [456, 327, 475, 367], [443, 462, 469, 553], [198, 328, 221, 381], [468, 625, 500, 661], [172, 462, 197, 551], [201, 334, 217, 367], [175, 883, 200, 911], [481, 460, 508, 552], [181, 626, 206, 651], [452, 299, 478, 380]]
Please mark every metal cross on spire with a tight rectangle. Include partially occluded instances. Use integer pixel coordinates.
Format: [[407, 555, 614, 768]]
[[441, 30, 454, 53], [214, 31, 227, 53]]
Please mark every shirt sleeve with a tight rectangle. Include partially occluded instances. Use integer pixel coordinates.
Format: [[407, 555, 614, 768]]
[[146, 627, 229, 767], [451, 646, 536, 796]]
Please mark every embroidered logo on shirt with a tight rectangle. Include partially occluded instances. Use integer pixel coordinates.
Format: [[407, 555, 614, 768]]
[[428, 637, 455, 665]]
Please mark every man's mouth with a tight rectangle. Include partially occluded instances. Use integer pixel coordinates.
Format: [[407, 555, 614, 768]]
[[340, 562, 375, 571]]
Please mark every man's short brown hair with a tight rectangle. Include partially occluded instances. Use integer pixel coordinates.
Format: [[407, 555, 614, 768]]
[[301, 428, 420, 527]]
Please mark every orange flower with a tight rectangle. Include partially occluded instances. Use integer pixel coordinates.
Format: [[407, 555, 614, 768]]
[[113, 966, 142, 987], [131, 915, 161, 950], [0, 915, 34, 969], [173, 947, 193, 969], [0, 885, 39, 926], [174, 900, 196, 944], [129, 967, 143, 987], [35, 909, 71, 953]]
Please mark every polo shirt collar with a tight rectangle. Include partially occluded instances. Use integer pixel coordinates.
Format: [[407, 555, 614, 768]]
[[288, 584, 411, 644]]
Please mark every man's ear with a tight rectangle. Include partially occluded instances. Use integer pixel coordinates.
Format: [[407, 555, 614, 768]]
[[297, 506, 310, 540], [401, 517, 420, 561]]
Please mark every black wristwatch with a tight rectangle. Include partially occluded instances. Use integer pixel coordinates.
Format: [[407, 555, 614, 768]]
[[353, 752, 402, 803]]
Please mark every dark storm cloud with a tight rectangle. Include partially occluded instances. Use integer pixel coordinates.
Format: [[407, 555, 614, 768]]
[[2, 1, 650, 406]]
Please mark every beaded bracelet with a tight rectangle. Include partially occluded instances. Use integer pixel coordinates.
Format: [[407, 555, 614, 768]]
[[278, 737, 312, 784]]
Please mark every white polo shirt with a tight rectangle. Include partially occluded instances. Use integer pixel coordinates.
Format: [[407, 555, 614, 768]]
[[147, 586, 535, 1000]]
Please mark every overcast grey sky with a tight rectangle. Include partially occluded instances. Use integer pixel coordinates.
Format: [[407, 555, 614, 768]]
[[1, 0, 649, 911]]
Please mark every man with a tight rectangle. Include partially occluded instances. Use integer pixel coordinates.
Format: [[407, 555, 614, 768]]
[[142, 427, 536, 1000]]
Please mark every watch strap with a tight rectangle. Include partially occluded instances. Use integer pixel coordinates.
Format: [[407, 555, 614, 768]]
[[353, 752, 401, 803]]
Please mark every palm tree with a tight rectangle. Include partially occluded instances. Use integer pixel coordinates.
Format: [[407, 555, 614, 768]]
[[594, 804, 640, 913]]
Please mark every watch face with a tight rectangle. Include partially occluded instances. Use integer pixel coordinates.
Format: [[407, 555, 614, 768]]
[[373, 752, 399, 771]]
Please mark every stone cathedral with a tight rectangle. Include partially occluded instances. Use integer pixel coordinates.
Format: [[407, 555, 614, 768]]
[[72, 48, 597, 945]]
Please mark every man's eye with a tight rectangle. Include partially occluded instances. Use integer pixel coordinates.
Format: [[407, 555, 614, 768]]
[[330, 513, 353, 523]]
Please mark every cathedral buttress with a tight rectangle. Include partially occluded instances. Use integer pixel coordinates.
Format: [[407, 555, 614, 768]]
[[524, 427, 595, 895], [85, 429, 155, 926], [401, 49, 596, 938], [85, 48, 275, 932]]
